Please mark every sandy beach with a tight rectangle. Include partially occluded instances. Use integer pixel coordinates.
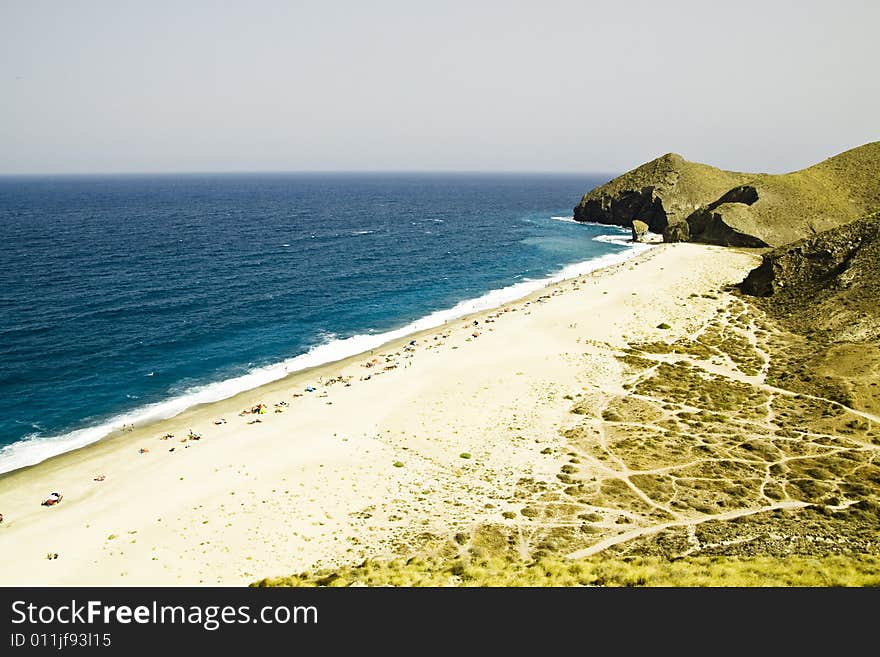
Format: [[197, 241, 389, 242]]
[[0, 243, 761, 586]]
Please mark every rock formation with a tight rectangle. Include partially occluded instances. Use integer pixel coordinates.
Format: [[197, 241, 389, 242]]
[[662, 221, 689, 243], [631, 220, 648, 242], [573, 142, 880, 248], [685, 185, 769, 247], [740, 210, 880, 340], [573, 153, 741, 234]]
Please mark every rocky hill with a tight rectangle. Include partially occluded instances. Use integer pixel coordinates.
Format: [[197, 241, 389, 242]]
[[740, 210, 880, 340], [738, 211, 880, 415], [573, 142, 880, 247]]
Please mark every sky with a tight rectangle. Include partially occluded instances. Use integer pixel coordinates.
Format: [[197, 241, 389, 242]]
[[1, 0, 878, 174]]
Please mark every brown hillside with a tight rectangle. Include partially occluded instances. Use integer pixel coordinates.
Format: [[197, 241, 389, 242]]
[[573, 142, 880, 247]]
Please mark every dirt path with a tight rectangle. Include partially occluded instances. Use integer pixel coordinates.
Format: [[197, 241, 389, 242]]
[[544, 291, 880, 561]]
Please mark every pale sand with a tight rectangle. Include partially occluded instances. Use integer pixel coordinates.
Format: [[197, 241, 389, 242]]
[[0, 243, 761, 585]]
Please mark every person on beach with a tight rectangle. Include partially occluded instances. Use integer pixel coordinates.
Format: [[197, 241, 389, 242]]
[[42, 492, 63, 506]]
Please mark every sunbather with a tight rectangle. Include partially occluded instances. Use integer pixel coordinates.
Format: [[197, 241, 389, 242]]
[[42, 492, 63, 506]]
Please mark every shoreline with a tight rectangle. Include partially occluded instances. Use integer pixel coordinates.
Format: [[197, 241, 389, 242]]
[[0, 231, 653, 477], [0, 242, 761, 585]]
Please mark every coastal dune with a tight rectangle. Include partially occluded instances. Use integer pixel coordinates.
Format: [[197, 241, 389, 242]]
[[0, 243, 760, 586]]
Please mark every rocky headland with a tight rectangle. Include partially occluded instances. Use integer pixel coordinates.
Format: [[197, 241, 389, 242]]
[[573, 142, 880, 248]]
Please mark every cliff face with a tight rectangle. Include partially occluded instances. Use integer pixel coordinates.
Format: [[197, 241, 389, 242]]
[[685, 185, 768, 247], [575, 186, 667, 233], [738, 210, 880, 420], [573, 142, 880, 248], [572, 153, 746, 234], [741, 211, 880, 340]]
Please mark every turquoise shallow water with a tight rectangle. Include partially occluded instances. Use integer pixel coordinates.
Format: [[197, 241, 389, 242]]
[[0, 172, 636, 472]]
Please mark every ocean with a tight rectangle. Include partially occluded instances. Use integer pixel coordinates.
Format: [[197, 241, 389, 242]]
[[0, 172, 643, 474]]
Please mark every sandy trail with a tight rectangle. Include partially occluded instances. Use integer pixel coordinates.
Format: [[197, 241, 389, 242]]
[[565, 500, 810, 559]]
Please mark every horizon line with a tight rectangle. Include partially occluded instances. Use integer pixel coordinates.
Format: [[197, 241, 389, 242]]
[[0, 168, 617, 178]]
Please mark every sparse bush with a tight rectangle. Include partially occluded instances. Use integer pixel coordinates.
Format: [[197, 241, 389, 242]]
[[252, 554, 880, 587]]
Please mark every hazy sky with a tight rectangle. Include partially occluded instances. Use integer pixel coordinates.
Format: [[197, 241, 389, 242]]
[[1, 0, 877, 174]]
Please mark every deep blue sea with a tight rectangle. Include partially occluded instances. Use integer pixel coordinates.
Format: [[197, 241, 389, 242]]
[[0, 172, 639, 473]]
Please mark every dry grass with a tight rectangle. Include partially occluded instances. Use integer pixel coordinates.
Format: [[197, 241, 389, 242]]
[[575, 142, 880, 246], [253, 553, 880, 587]]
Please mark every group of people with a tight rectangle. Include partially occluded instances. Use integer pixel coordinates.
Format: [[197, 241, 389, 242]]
[[240, 403, 268, 416], [0, 302, 537, 539]]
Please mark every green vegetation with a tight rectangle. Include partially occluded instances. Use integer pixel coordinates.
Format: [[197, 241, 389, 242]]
[[392, 461, 404, 468], [253, 553, 880, 587]]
